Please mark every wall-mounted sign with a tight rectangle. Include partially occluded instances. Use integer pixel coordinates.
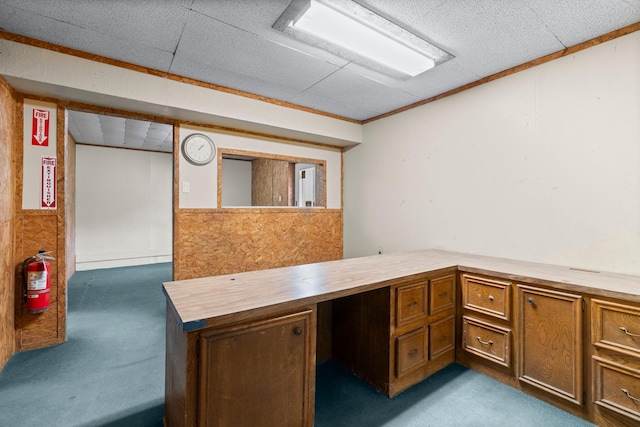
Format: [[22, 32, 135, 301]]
[[32, 109, 50, 146], [41, 157, 56, 209]]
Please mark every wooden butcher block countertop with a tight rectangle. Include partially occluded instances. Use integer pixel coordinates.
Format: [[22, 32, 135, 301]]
[[163, 249, 640, 331]]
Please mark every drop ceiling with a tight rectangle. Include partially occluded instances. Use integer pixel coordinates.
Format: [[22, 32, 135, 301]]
[[1, 0, 639, 151]]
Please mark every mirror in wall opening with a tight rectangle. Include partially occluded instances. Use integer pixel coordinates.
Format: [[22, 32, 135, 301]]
[[221, 150, 326, 208]]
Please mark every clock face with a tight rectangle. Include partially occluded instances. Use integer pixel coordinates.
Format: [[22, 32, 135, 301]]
[[182, 134, 216, 165]]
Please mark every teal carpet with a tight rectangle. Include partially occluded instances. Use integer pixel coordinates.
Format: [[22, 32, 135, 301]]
[[0, 263, 595, 426], [0, 263, 169, 427]]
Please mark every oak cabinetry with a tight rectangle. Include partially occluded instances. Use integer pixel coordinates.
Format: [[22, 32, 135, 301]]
[[462, 316, 511, 367], [165, 305, 316, 427], [333, 270, 456, 397], [518, 285, 583, 406], [591, 299, 640, 425], [460, 274, 513, 369]]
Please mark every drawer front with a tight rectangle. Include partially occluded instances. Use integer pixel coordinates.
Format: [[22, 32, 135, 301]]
[[461, 274, 511, 320], [593, 357, 640, 422], [462, 316, 510, 367], [429, 315, 455, 360], [592, 299, 640, 355], [429, 274, 455, 315], [396, 282, 427, 330], [396, 328, 428, 377]]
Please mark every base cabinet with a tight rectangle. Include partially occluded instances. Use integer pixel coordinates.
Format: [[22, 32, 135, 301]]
[[165, 306, 316, 427], [518, 285, 583, 406], [333, 270, 456, 397], [592, 299, 640, 425]]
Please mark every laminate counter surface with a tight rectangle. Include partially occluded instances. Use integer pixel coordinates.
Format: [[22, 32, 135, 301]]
[[163, 250, 640, 331]]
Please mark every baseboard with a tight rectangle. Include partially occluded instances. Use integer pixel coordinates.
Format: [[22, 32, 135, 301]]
[[75, 255, 172, 271]]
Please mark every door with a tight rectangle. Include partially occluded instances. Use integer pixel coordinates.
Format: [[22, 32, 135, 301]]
[[298, 167, 316, 207], [198, 309, 316, 427], [518, 285, 583, 405]]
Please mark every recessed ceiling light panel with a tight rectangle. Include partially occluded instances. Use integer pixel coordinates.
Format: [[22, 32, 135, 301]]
[[274, 0, 453, 80]]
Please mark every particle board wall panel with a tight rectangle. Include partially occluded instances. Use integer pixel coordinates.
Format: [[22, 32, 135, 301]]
[[0, 76, 17, 369], [251, 158, 273, 206], [174, 209, 343, 280], [65, 131, 76, 281], [14, 213, 60, 349], [12, 101, 67, 352]]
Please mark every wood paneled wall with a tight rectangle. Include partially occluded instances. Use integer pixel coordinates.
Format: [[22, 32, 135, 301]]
[[174, 209, 343, 280], [13, 104, 67, 351], [0, 77, 17, 369], [65, 131, 76, 281]]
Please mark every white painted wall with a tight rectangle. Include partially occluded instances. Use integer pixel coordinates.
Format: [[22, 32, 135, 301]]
[[0, 39, 362, 148], [75, 145, 172, 270], [221, 159, 252, 207], [179, 126, 342, 209], [344, 32, 640, 276]]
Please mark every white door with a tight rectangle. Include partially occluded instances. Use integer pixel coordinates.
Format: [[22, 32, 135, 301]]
[[298, 167, 316, 207]]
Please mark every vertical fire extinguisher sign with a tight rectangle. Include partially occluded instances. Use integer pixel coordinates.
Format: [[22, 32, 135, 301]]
[[41, 156, 56, 209], [32, 109, 50, 146]]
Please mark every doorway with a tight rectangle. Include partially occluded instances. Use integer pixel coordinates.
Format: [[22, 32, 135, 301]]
[[68, 110, 173, 271]]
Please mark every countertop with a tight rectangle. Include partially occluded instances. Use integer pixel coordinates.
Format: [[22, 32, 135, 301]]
[[163, 249, 640, 331]]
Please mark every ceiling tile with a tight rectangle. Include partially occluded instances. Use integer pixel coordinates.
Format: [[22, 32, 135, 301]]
[[173, 11, 341, 90], [525, 0, 640, 46], [1, 0, 191, 52], [306, 67, 420, 115], [4, 0, 638, 123]]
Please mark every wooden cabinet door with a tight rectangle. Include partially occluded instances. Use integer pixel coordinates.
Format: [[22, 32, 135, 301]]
[[518, 285, 582, 405], [199, 309, 316, 427]]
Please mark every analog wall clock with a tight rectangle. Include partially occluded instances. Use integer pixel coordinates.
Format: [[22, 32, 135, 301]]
[[181, 133, 216, 166]]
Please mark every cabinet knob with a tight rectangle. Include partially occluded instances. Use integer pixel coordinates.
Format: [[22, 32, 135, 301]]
[[293, 327, 303, 336], [527, 297, 535, 305], [488, 295, 494, 301]]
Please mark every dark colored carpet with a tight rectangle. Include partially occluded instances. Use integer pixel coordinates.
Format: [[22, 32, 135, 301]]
[[0, 263, 595, 426], [0, 263, 169, 427]]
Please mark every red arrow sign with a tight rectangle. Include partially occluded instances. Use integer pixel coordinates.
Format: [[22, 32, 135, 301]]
[[32, 109, 50, 146], [41, 157, 56, 209]]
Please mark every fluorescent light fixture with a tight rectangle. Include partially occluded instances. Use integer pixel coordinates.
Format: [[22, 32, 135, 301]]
[[274, 0, 452, 79]]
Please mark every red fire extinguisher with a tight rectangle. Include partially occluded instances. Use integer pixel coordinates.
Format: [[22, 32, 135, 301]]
[[22, 250, 54, 314]]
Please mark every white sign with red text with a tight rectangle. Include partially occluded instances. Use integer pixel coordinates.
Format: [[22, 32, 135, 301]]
[[41, 157, 56, 209], [32, 109, 50, 146]]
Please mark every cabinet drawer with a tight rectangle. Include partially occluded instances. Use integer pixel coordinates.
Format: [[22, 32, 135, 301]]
[[429, 315, 455, 360], [395, 282, 426, 331], [592, 299, 640, 355], [396, 328, 428, 377], [429, 274, 455, 315], [462, 316, 510, 367], [593, 357, 640, 422], [461, 274, 511, 320]]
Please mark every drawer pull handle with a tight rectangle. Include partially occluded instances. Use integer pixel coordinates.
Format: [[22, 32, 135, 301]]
[[293, 327, 303, 336], [621, 389, 640, 402], [620, 327, 640, 338], [407, 301, 418, 309], [438, 292, 448, 298], [476, 336, 494, 346], [408, 348, 419, 357], [439, 335, 448, 342], [488, 295, 494, 301]]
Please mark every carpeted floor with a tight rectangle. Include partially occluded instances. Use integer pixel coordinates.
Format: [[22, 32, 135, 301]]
[[0, 263, 595, 426]]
